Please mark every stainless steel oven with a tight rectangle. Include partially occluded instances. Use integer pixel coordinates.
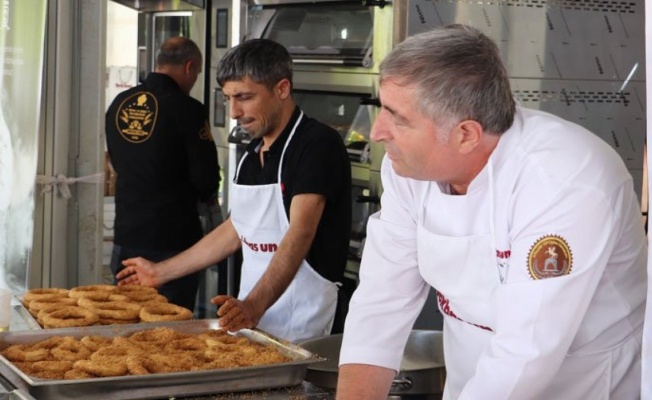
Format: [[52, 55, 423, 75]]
[[244, 0, 401, 74], [247, 2, 374, 68]]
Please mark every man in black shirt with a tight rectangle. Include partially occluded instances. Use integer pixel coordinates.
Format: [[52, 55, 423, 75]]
[[235, 107, 350, 284], [106, 37, 220, 311], [117, 39, 352, 342]]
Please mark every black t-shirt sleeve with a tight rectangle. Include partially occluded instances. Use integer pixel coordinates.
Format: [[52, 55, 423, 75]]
[[281, 119, 351, 283], [179, 101, 220, 202], [285, 128, 347, 202]]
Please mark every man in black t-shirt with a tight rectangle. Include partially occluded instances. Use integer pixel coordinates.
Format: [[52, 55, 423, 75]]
[[235, 107, 350, 284], [106, 37, 220, 311], [116, 39, 352, 342]]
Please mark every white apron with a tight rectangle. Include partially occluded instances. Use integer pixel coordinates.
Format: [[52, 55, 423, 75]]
[[416, 162, 629, 400], [416, 167, 498, 399], [230, 112, 338, 343]]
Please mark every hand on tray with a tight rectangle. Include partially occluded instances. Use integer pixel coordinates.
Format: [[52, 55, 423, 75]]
[[116, 257, 161, 288], [211, 295, 260, 332]]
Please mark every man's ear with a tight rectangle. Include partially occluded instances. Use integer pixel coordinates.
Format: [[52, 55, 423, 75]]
[[275, 78, 292, 99], [453, 120, 484, 155], [184, 60, 195, 75]]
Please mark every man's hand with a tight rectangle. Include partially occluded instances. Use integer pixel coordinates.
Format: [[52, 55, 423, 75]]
[[115, 257, 161, 287], [337, 364, 396, 399], [211, 295, 261, 332]]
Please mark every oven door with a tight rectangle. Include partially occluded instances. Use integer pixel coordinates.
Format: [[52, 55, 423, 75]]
[[293, 88, 375, 165], [246, 1, 388, 70]]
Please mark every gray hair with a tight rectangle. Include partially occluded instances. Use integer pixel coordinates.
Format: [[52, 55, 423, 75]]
[[380, 24, 515, 135], [216, 39, 293, 90], [156, 37, 202, 67]]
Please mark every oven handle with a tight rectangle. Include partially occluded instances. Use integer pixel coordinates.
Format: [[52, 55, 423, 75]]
[[227, 125, 251, 145], [361, 0, 388, 8], [292, 58, 366, 67], [356, 194, 380, 204], [360, 97, 381, 107]]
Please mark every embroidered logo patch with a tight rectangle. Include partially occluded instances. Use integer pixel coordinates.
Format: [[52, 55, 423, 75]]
[[198, 120, 214, 141], [115, 92, 157, 143], [527, 235, 572, 280]]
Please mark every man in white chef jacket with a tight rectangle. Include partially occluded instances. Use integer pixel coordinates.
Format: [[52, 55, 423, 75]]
[[336, 24, 647, 399]]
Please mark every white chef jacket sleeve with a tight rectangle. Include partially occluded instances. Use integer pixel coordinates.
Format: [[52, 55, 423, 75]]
[[339, 156, 431, 371], [460, 171, 644, 399]]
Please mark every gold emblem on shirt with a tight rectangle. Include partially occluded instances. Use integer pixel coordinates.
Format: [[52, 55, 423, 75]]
[[115, 92, 158, 143], [198, 120, 214, 141], [527, 235, 572, 280]]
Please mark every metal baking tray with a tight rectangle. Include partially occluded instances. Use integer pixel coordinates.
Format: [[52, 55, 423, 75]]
[[0, 319, 325, 400], [10, 298, 42, 332]]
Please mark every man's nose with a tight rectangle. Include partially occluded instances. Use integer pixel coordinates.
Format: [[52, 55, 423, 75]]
[[370, 109, 389, 142], [229, 101, 242, 120]]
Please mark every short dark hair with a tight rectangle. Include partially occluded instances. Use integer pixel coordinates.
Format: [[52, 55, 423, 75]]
[[217, 39, 293, 90], [380, 24, 515, 135], [156, 37, 202, 67]]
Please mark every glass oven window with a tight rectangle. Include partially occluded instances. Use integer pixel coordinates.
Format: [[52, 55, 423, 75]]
[[293, 89, 372, 163], [257, 4, 373, 62]]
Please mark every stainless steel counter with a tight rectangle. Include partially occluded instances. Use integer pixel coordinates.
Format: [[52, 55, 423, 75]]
[[0, 380, 334, 400], [162, 382, 333, 399]]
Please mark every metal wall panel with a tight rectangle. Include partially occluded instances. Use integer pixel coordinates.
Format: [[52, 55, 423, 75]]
[[406, 0, 646, 199]]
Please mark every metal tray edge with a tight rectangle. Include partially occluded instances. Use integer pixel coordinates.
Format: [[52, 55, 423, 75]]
[[0, 319, 326, 393]]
